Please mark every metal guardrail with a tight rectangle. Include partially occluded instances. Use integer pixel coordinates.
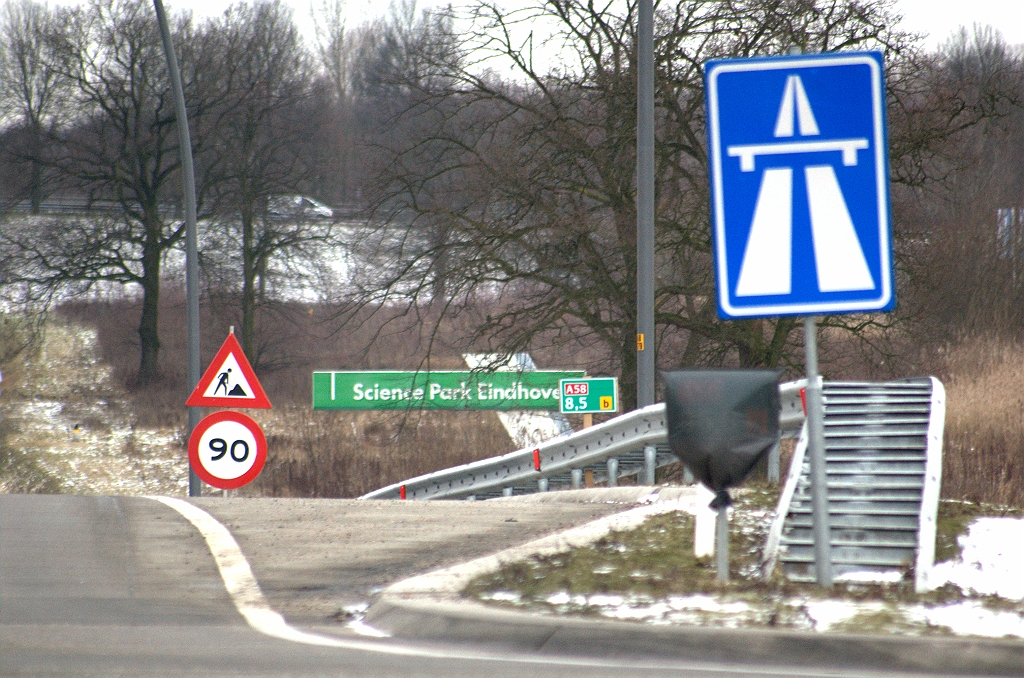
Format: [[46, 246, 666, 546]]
[[4, 198, 122, 214], [3, 198, 187, 219], [361, 380, 808, 501]]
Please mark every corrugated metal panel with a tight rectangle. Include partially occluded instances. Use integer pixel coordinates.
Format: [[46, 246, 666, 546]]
[[767, 378, 945, 592], [362, 381, 806, 501]]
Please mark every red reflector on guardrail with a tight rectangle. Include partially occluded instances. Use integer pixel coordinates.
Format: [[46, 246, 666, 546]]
[[399, 485, 406, 500], [799, 387, 807, 415], [533, 449, 541, 471]]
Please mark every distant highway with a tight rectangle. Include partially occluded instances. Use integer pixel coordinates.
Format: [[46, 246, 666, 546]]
[[2, 198, 364, 221], [0, 494, 936, 677]]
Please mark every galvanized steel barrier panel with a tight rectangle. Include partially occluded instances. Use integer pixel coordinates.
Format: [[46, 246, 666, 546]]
[[762, 377, 945, 592], [361, 380, 807, 501]]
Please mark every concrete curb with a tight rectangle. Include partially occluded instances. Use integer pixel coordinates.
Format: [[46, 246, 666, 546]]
[[365, 489, 1024, 676], [385, 490, 706, 596], [365, 594, 1024, 676]]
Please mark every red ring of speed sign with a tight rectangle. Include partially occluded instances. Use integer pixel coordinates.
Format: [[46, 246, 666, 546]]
[[188, 410, 267, 490]]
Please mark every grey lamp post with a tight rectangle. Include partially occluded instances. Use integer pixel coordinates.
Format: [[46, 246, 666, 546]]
[[153, 0, 202, 496]]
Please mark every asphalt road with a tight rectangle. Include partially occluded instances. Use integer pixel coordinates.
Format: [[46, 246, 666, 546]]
[[0, 494, 939, 677]]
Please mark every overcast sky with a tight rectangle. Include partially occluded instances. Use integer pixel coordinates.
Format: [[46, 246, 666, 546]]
[[53, 0, 1024, 52]]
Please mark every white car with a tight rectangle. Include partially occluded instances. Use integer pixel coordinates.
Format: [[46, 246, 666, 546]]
[[267, 195, 334, 220]]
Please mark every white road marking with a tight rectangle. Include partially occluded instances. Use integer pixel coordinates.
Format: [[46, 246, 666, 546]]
[[148, 496, 368, 648], [147, 495, 907, 678]]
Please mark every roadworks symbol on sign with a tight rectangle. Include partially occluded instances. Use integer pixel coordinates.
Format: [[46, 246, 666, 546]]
[[186, 332, 272, 409]]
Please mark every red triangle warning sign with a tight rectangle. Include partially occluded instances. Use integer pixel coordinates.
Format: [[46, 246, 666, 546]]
[[186, 333, 272, 409]]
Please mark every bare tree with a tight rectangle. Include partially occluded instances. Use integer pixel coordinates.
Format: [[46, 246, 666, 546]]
[[311, 0, 378, 205], [199, 0, 336, 364], [895, 26, 1024, 344], [0, 0, 72, 211], [2, 0, 211, 384], [359, 0, 928, 409]]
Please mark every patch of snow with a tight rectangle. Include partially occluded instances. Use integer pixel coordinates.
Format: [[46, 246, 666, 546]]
[[604, 602, 671, 621], [803, 600, 885, 632], [665, 595, 750, 614], [486, 591, 522, 602], [836, 570, 904, 583], [346, 619, 391, 637], [911, 601, 1024, 639], [929, 517, 1024, 600], [3, 322, 188, 495], [593, 595, 758, 625]]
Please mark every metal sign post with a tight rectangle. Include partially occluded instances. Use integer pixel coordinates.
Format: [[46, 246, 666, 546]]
[[154, 0, 201, 497], [636, 0, 655, 409], [803, 316, 833, 587]]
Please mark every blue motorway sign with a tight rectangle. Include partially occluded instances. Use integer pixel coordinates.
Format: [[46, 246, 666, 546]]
[[705, 52, 894, 319]]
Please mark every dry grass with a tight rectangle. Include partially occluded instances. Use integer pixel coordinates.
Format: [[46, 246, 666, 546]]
[[27, 296, 1024, 507], [245, 406, 513, 497], [941, 336, 1024, 506], [54, 295, 523, 497]]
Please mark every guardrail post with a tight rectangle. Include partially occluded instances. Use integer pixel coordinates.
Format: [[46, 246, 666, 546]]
[[538, 478, 549, 492], [606, 457, 618, 487], [502, 487, 513, 497], [643, 445, 657, 484], [716, 505, 730, 582], [571, 468, 583, 489], [767, 438, 780, 484]]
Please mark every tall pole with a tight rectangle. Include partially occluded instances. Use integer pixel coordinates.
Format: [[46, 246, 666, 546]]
[[154, 0, 201, 497], [804, 316, 833, 587], [636, 0, 655, 408]]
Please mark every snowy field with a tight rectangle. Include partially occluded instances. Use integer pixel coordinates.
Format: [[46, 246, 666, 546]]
[[0, 322, 188, 495]]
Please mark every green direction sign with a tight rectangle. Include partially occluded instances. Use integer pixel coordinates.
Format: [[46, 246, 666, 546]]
[[560, 377, 619, 414], [313, 370, 585, 410]]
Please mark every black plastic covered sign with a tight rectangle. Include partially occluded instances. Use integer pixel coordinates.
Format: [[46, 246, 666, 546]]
[[662, 370, 781, 508]]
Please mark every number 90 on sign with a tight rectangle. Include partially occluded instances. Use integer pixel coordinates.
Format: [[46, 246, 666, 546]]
[[188, 410, 267, 490]]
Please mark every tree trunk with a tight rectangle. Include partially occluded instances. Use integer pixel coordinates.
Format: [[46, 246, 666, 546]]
[[241, 212, 257, 364], [29, 158, 42, 214], [137, 218, 162, 384], [29, 121, 43, 214]]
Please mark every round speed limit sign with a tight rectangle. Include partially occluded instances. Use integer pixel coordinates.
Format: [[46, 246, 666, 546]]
[[188, 410, 267, 490]]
